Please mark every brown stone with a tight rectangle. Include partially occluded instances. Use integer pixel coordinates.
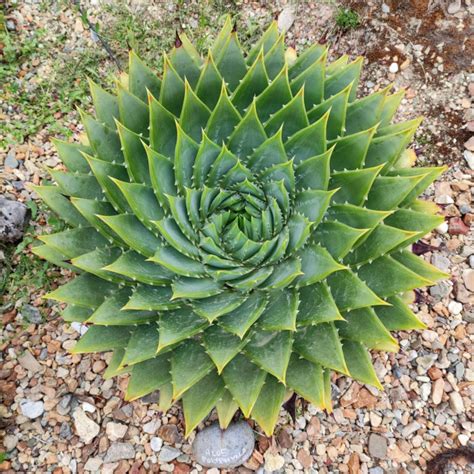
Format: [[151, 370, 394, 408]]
[[297, 448, 313, 469], [173, 462, 191, 474], [348, 452, 360, 473], [448, 217, 469, 235], [277, 429, 292, 449], [354, 388, 377, 409], [427, 366, 443, 380], [158, 424, 182, 444]]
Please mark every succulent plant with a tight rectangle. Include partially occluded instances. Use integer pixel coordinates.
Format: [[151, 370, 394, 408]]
[[35, 17, 447, 436]]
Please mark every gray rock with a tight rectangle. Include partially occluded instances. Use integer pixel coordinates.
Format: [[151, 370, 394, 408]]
[[5, 151, 19, 168], [72, 408, 100, 444], [416, 354, 437, 374], [429, 281, 451, 300], [59, 422, 72, 439], [368, 433, 387, 459], [158, 446, 181, 463], [3, 434, 18, 451], [57, 394, 73, 416], [277, 5, 295, 32], [431, 254, 451, 273], [192, 421, 255, 468], [18, 351, 42, 374], [21, 304, 42, 324], [150, 436, 163, 452], [369, 468, 385, 474], [0, 198, 30, 243], [20, 400, 44, 419], [104, 442, 135, 463], [447, 0, 461, 14], [402, 421, 421, 437]]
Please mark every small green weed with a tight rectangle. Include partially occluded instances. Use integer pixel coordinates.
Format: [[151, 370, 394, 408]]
[[335, 7, 360, 30]]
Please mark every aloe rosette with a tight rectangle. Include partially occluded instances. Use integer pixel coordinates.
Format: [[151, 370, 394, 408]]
[[35, 18, 447, 436]]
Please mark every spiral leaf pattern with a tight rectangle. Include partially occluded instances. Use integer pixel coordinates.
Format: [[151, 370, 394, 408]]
[[35, 17, 448, 436]]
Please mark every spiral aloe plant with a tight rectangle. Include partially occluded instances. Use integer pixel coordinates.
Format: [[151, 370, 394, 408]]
[[35, 17, 447, 436]]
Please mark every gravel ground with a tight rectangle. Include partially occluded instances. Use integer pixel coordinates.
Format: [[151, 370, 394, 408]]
[[1, 1, 473, 473]]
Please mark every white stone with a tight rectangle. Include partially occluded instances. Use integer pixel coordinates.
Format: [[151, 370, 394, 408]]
[[82, 402, 96, 413], [143, 420, 160, 434], [72, 408, 100, 444], [448, 300, 463, 315], [277, 5, 296, 32], [389, 62, 399, 74], [3, 434, 18, 451], [458, 434, 469, 446], [432, 378, 444, 405], [464, 150, 474, 170], [106, 422, 128, 441], [264, 452, 285, 472], [435, 221, 449, 234], [150, 437, 163, 452], [449, 392, 465, 414], [84, 457, 103, 471], [20, 400, 44, 419]]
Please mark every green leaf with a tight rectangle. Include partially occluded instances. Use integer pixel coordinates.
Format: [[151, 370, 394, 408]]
[[294, 322, 348, 374], [263, 34, 285, 79], [154, 218, 199, 259], [149, 245, 206, 277], [121, 323, 160, 366], [294, 148, 332, 191], [297, 282, 342, 325], [342, 340, 382, 389], [205, 83, 241, 143], [248, 128, 287, 173], [357, 255, 432, 297], [104, 349, 128, 379], [203, 325, 248, 373], [324, 57, 363, 101], [159, 54, 186, 116], [326, 204, 390, 230], [330, 165, 383, 206], [104, 251, 173, 285], [345, 224, 416, 265], [52, 138, 91, 173], [294, 190, 334, 223], [215, 32, 247, 90], [117, 86, 149, 136], [172, 277, 223, 300], [256, 65, 292, 122], [62, 305, 93, 323], [380, 89, 404, 126], [375, 295, 426, 331], [251, 375, 285, 436], [326, 270, 386, 311], [286, 354, 325, 407], [191, 292, 248, 322], [182, 370, 225, 436], [147, 146, 177, 210], [116, 122, 151, 185], [89, 79, 120, 130], [219, 291, 268, 338], [158, 309, 208, 351], [123, 285, 178, 311], [245, 329, 293, 382], [38, 226, 106, 259], [48, 169, 103, 200], [71, 326, 131, 353], [99, 214, 161, 257], [289, 43, 327, 79], [313, 222, 368, 260], [337, 307, 398, 352], [180, 81, 211, 141], [259, 288, 298, 331], [227, 101, 268, 161], [345, 86, 388, 134], [307, 83, 351, 139], [88, 289, 158, 326], [45, 273, 116, 308], [149, 93, 178, 158], [174, 124, 199, 192], [129, 50, 161, 101], [392, 249, 449, 282], [259, 257, 302, 290], [81, 111, 123, 163], [195, 52, 224, 109], [285, 111, 329, 165], [32, 244, 75, 270], [211, 15, 233, 58], [216, 390, 239, 429], [330, 125, 377, 171], [265, 88, 309, 140], [171, 340, 214, 398], [71, 247, 123, 282], [290, 49, 326, 109], [125, 355, 171, 401], [295, 244, 345, 287], [223, 353, 266, 417], [247, 20, 280, 64], [169, 34, 201, 87], [232, 50, 269, 113]]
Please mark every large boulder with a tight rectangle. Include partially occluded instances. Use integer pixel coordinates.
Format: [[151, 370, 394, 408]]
[[0, 198, 30, 243]]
